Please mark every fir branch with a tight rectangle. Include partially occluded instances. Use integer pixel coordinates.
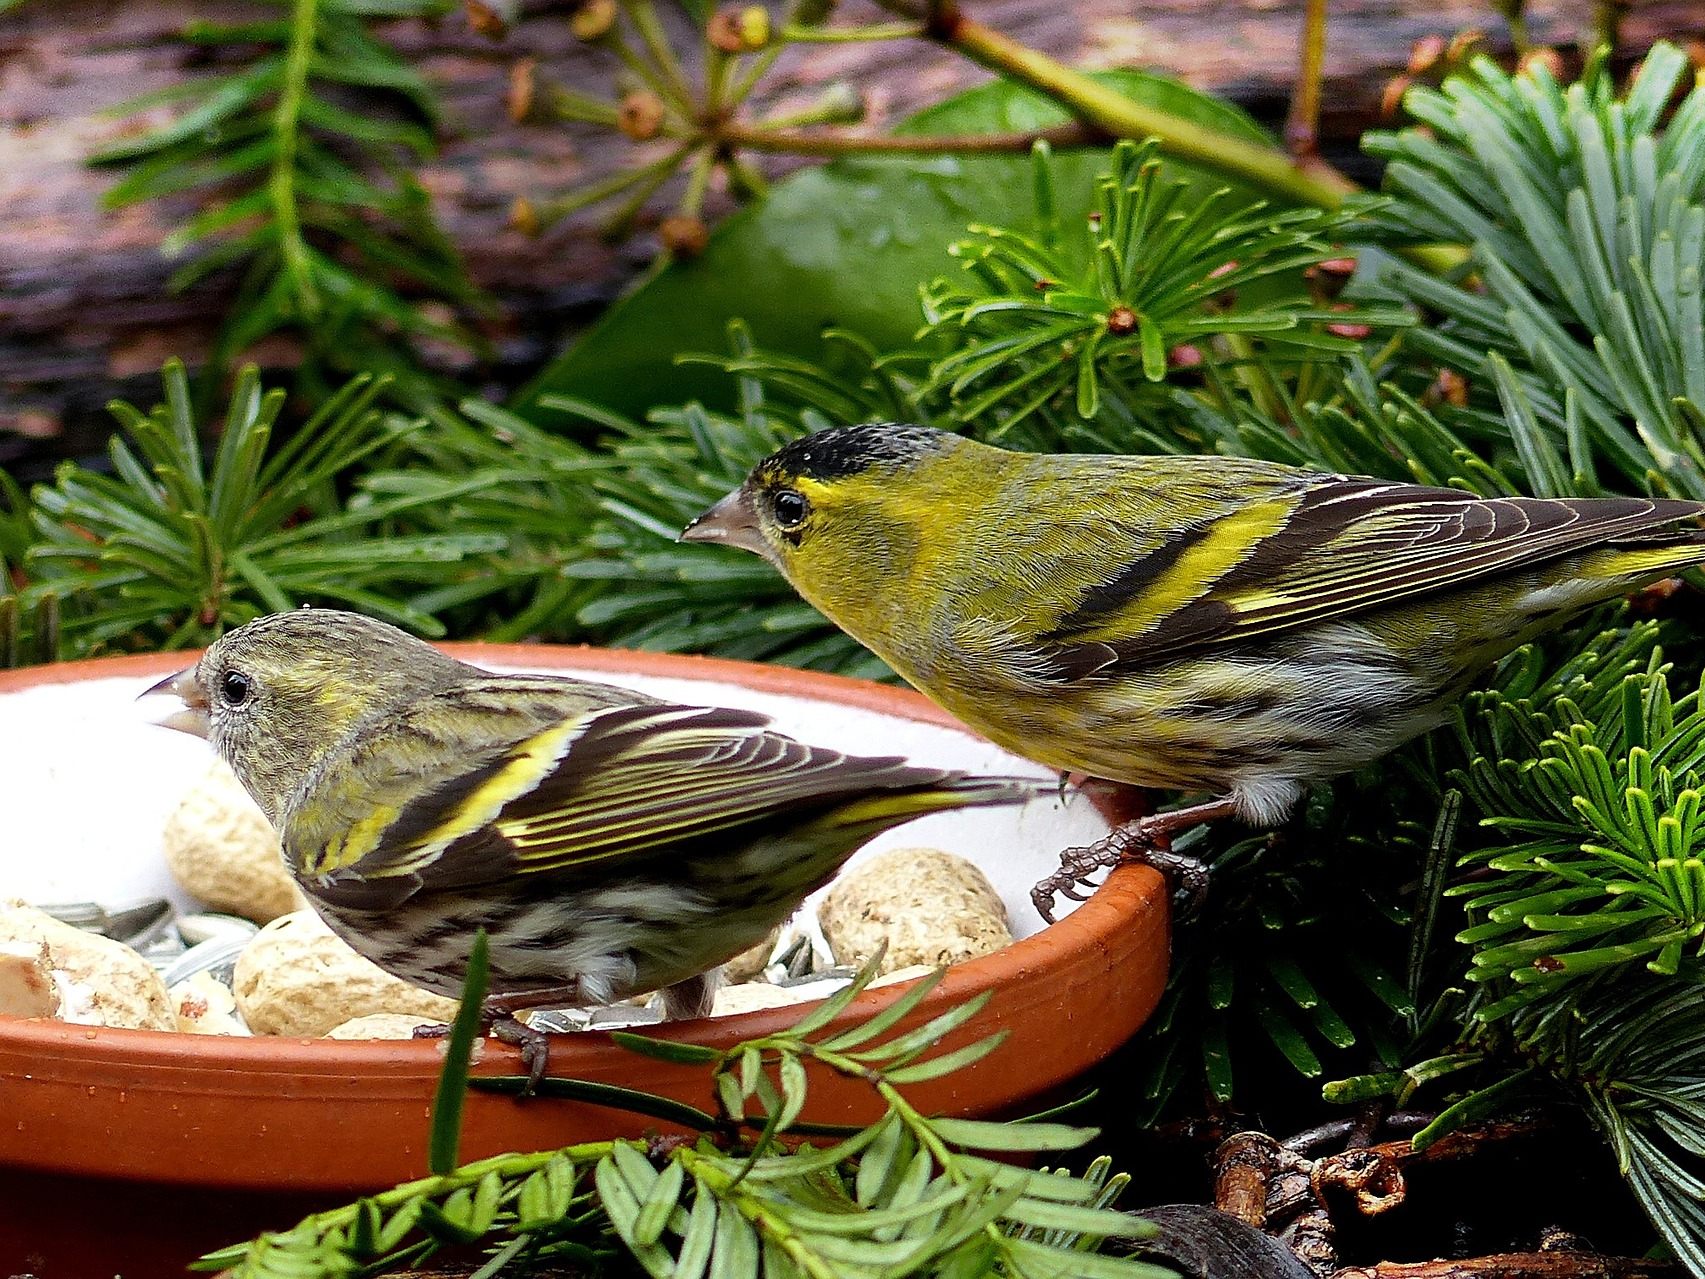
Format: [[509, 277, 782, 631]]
[[919, 139, 1409, 435], [1576, 982, 1705, 1276], [206, 957, 1172, 1279], [94, 0, 486, 394], [6, 360, 500, 661], [353, 399, 608, 640], [1117, 788, 1424, 1123], [0, 470, 57, 665], [1326, 623, 1705, 1272], [1361, 41, 1705, 499], [543, 324, 893, 675], [1451, 632, 1705, 1006]]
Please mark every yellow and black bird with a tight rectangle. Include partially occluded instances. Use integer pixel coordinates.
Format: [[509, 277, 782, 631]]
[[150, 608, 1044, 1077], [683, 423, 1705, 917]]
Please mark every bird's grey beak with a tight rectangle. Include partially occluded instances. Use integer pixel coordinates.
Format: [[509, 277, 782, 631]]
[[680, 488, 768, 557], [140, 666, 211, 739]]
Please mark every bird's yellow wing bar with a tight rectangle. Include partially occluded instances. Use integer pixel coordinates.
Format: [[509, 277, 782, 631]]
[[305, 701, 960, 899], [483, 705, 952, 879], [1048, 479, 1705, 673]]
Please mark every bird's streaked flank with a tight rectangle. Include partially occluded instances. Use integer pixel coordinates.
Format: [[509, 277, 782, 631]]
[[684, 423, 1705, 918], [149, 608, 1044, 1081]]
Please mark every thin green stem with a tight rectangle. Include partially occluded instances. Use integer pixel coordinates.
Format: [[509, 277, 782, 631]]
[[755, 87, 864, 131], [608, 29, 690, 110], [534, 148, 689, 227], [779, 20, 925, 42], [1284, 0, 1327, 158], [542, 84, 624, 128], [624, 0, 698, 106], [720, 121, 1093, 155], [928, 6, 1358, 208], [600, 142, 696, 237], [1494, 0, 1531, 52], [680, 148, 714, 217], [725, 155, 770, 198], [271, 0, 320, 314], [703, 43, 733, 116], [1595, 0, 1631, 53], [726, 43, 787, 107]]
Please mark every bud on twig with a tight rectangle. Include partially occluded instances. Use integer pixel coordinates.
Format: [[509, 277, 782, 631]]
[[1325, 304, 1372, 340], [618, 91, 666, 141], [510, 197, 541, 237], [709, 5, 772, 52], [571, 0, 617, 41], [1446, 28, 1485, 66], [813, 83, 865, 125], [660, 215, 710, 257], [508, 58, 537, 123], [1430, 368, 1469, 407], [1306, 254, 1357, 299], [1381, 75, 1413, 122], [1407, 34, 1446, 76], [1518, 46, 1566, 81], [465, 0, 518, 37]]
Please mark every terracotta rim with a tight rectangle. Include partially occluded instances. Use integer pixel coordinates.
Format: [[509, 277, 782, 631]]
[[0, 643, 1161, 1074]]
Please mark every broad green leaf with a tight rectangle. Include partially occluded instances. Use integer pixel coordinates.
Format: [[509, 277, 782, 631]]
[[518, 71, 1273, 422]]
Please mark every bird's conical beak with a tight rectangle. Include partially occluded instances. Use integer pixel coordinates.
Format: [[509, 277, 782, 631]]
[[680, 488, 768, 557], [139, 665, 211, 739]]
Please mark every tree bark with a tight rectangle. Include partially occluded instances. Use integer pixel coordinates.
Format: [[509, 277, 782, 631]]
[[1330, 1256, 1680, 1278], [0, 0, 1698, 463]]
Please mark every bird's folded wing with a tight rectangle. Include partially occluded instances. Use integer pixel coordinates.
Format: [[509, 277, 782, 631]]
[[308, 702, 948, 897], [1045, 479, 1703, 676]]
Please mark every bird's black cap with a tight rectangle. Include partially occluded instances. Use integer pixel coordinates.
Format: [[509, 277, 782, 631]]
[[759, 423, 955, 483]]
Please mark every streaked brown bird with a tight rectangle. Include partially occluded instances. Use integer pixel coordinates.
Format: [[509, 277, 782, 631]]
[[149, 608, 1045, 1078], [683, 423, 1705, 918]]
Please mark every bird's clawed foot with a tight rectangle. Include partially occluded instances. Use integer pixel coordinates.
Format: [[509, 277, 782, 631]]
[[1031, 797, 1238, 924], [1032, 820, 1202, 924], [412, 1001, 559, 1096], [488, 1015, 552, 1092]]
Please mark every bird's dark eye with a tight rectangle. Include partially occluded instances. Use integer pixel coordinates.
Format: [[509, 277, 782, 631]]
[[771, 489, 810, 529], [220, 670, 252, 707]]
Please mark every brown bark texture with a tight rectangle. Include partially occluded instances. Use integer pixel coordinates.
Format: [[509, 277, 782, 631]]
[[0, 0, 1700, 460], [1329, 1255, 1680, 1278]]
